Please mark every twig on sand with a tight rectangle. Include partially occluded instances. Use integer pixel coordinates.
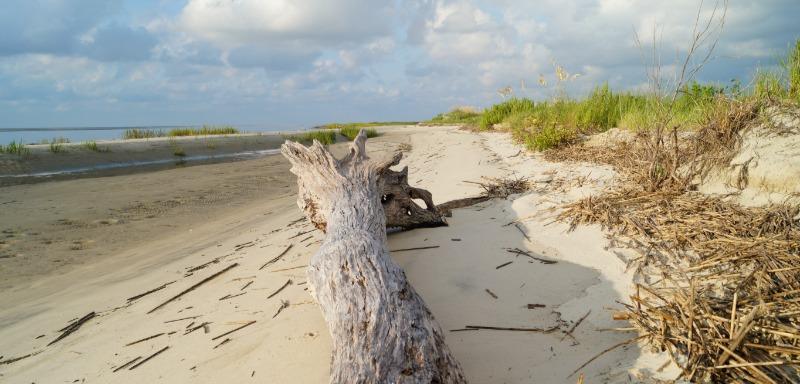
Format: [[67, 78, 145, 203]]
[[213, 338, 231, 349], [495, 261, 513, 269], [568, 336, 646, 378], [127, 281, 177, 303], [148, 263, 238, 314], [219, 292, 246, 301], [0, 351, 42, 366], [267, 279, 293, 299], [273, 300, 290, 318], [240, 281, 254, 291], [527, 303, 546, 309], [125, 333, 165, 346], [463, 325, 559, 333], [260, 245, 293, 270], [485, 289, 498, 299], [270, 265, 307, 272], [389, 246, 440, 253], [212, 321, 256, 341], [113, 356, 141, 372], [49, 312, 96, 346], [288, 229, 314, 240], [163, 316, 200, 323], [129, 346, 170, 370], [185, 322, 211, 335], [561, 310, 591, 342], [506, 248, 557, 264], [514, 223, 532, 242]]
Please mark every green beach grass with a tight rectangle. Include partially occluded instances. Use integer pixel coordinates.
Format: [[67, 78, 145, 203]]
[[428, 39, 800, 151]]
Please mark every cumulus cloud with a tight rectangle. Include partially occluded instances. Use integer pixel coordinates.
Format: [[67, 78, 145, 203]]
[[1, 0, 799, 127]]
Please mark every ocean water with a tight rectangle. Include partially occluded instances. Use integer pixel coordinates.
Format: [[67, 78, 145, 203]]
[[0, 124, 301, 145]]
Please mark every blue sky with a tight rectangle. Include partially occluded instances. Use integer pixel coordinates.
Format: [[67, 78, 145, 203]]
[[0, 0, 798, 129]]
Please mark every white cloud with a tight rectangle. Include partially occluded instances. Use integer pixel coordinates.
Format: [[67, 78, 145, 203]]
[[179, 0, 395, 48]]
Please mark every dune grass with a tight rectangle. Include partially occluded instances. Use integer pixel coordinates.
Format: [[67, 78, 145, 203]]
[[83, 141, 110, 152], [323, 121, 416, 130], [283, 130, 337, 145], [124, 125, 239, 139], [340, 126, 378, 140], [0, 140, 30, 156], [168, 125, 238, 137], [427, 107, 482, 126], [427, 39, 800, 151]]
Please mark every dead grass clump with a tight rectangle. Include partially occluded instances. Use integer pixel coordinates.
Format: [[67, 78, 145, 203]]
[[560, 189, 800, 382], [553, 99, 800, 381], [471, 176, 530, 198]]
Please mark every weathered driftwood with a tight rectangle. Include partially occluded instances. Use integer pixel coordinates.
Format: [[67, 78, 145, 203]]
[[282, 131, 466, 383], [293, 144, 446, 232]]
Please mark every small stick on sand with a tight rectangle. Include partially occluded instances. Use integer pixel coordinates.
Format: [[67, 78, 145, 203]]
[[527, 304, 546, 309], [213, 338, 231, 349], [514, 223, 532, 242], [212, 321, 256, 341], [485, 289, 498, 299], [506, 248, 557, 264], [0, 351, 41, 366], [129, 346, 170, 370], [49, 312, 96, 346], [567, 336, 646, 378], [267, 279, 293, 299], [464, 325, 559, 333], [561, 310, 591, 342], [270, 265, 307, 272], [163, 316, 200, 323], [185, 322, 210, 335], [240, 281, 254, 291], [219, 292, 246, 301], [125, 333, 165, 346], [127, 281, 176, 303], [148, 263, 238, 314], [390, 246, 440, 253], [273, 300, 290, 318], [113, 356, 141, 372], [259, 244, 293, 270], [495, 261, 513, 269], [288, 229, 314, 240]]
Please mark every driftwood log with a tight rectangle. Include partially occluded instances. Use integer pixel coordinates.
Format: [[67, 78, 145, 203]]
[[281, 131, 466, 383], [293, 144, 446, 232]]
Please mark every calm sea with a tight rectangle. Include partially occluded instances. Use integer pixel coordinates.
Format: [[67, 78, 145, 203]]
[[0, 124, 303, 145]]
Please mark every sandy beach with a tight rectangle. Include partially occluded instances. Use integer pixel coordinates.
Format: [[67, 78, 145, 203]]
[[0, 126, 676, 383]]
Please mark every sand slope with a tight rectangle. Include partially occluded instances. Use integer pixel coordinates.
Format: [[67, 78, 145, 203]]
[[0, 126, 673, 383]]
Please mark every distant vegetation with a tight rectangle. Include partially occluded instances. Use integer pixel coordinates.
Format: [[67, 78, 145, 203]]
[[46, 137, 70, 153], [123, 125, 239, 139], [427, 39, 800, 151], [426, 107, 482, 126], [83, 140, 109, 152], [0, 140, 30, 156], [322, 121, 416, 130], [283, 130, 337, 145], [340, 126, 378, 141]]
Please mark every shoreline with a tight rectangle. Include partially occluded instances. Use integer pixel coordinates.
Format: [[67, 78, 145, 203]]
[[0, 126, 674, 382]]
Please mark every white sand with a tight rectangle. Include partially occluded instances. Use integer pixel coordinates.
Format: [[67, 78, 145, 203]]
[[0, 126, 675, 383]]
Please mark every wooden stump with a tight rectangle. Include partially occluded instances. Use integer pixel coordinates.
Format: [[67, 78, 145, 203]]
[[281, 131, 466, 383]]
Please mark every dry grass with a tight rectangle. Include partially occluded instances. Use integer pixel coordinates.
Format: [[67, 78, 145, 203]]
[[551, 98, 800, 382]]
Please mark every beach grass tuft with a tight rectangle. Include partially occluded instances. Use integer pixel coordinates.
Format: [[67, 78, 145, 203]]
[[124, 125, 239, 140], [322, 121, 416, 130], [283, 130, 337, 145], [340, 126, 378, 140], [427, 107, 482, 126], [83, 141, 109, 152], [0, 140, 31, 156]]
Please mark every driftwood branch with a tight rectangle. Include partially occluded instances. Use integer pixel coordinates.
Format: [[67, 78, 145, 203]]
[[282, 130, 466, 383]]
